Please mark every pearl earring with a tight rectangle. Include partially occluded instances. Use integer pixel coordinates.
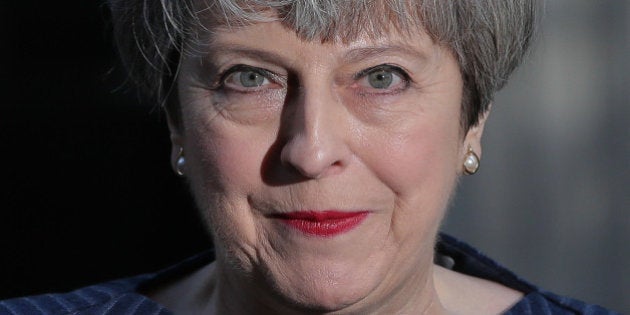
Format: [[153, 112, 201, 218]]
[[175, 148, 186, 176], [463, 146, 480, 175]]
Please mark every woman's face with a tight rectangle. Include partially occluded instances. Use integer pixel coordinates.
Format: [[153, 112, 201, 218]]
[[173, 21, 486, 311]]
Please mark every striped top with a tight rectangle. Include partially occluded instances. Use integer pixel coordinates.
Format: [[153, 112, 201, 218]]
[[0, 234, 620, 314]]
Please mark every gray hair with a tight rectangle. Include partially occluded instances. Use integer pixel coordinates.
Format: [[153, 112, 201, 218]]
[[108, 0, 540, 130]]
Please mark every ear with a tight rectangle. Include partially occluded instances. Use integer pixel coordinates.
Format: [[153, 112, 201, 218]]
[[166, 109, 184, 175], [462, 105, 491, 160]]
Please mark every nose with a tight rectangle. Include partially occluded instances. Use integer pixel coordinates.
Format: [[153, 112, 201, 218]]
[[280, 86, 350, 179]]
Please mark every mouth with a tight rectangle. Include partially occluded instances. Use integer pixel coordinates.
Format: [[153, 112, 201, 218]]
[[272, 211, 369, 237]]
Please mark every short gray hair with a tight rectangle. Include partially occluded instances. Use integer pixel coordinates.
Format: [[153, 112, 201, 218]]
[[108, 0, 540, 130]]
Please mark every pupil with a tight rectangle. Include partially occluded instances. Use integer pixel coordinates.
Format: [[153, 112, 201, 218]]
[[240, 71, 264, 87], [369, 70, 393, 89]]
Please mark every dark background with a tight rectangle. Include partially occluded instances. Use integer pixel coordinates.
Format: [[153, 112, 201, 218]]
[[0, 1, 207, 299]]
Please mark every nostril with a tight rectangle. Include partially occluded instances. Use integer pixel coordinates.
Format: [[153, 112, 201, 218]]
[[289, 158, 343, 179], [291, 163, 322, 179]]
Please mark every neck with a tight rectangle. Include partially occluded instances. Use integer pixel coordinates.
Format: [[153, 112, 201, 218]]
[[202, 261, 449, 315]]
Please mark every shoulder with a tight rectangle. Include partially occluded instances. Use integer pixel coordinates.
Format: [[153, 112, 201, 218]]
[[435, 233, 621, 315], [0, 251, 213, 315], [0, 275, 171, 315]]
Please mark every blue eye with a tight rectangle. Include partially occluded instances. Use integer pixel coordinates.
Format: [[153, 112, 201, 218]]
[[217, 65, 280, 92], [367, 70, 395, 89], [357, 65, 408, 91], [225, 69, 270, 88]]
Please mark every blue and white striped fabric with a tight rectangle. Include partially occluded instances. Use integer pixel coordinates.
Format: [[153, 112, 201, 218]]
[[1, 234, 620, 314], [0, 275, 172, 315]]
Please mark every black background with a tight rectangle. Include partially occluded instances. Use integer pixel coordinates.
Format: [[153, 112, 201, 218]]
[[0, 1, 208, 299]]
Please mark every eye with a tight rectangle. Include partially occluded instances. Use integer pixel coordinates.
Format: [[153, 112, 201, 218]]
[[227, 70, 267, 87], [367, 69, 395, 89], [356, 65, 409, 92], [219, 65, 279, 91]]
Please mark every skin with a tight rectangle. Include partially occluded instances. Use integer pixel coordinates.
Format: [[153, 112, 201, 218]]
[[154, 21, 521, 314]]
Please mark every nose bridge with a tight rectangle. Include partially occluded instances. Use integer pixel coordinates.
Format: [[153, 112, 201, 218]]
[[298, 83, 334, 143], [281, 77, 348, 178]]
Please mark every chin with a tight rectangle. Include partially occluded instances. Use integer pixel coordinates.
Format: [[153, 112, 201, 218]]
[[276, 282, 369, 313], [262, 259, 381, 313]]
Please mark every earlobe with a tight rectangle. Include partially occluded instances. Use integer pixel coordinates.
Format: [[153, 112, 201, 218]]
[[174, 147, 186, 176], [166, 108, 185, 176]]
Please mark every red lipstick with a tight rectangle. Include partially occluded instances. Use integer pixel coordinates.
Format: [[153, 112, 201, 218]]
[[274, 211, 369, 237]]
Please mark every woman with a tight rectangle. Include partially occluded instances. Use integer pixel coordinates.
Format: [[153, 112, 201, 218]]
[[0, 0, 618, 314]]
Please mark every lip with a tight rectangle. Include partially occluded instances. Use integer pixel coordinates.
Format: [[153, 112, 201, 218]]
[[272, 211, 369, 237]]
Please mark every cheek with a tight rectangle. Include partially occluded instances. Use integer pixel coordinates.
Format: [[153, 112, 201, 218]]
[[183, 118, 273, 254], [180, 90, 279, 196], [361, 117, 461, 238], [368, 123, 460, 196], [185, 111, 269, 194]]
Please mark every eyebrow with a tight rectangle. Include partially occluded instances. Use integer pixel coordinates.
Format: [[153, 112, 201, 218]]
[[204, 44, 292, 66], [342, 45, 430, 64]]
